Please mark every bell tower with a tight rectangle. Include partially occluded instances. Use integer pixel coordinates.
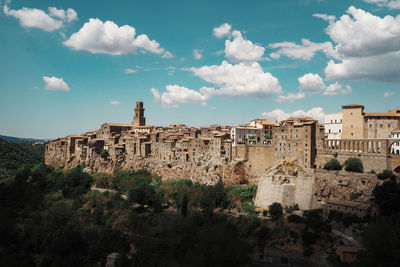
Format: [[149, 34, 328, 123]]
[[132, 101, 146, 126]]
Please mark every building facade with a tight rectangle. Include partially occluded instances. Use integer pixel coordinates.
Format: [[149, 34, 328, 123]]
[[324, 112, 342, 139]]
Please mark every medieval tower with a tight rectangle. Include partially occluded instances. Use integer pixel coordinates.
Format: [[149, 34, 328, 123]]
[[132, 101, 146, 126]]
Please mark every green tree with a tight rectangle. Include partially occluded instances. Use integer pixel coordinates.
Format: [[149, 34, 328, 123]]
[[344, 157, 363, 173], [373, 180, 400, 216], [377, 169, 396, 181], [324, 158, 342, 170], [268, 202, 283, 220]]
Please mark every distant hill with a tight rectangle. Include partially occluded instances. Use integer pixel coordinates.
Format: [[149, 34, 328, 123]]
[[0, 137, 45, 182], [0, 134, 47, 143]]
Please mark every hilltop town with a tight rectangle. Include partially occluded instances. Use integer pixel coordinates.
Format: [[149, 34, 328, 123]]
[[45, 102, 400, 210]]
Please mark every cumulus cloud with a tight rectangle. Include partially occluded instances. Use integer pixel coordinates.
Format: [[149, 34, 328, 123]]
[[193, 49, 203, 60], [157, 85, 212, 108], [261, 107, 325, 123], [298, 73, 326, 93], [64, 18, 168, 56], [325, 6, 400, 58], [323, 82, 352, 95], [3, 5, 76, 32], [43, 76, 70, 91], [213, 23, 232, 38], [190, 60, 282, 97], [150, 88, 161, 102], [383, 91, 395, 97], [313, 13, 336, 23], [109, 101, 120, 105], [364, 0, 400, 9], [277, 73, 351, 102], [324, 51, 400, 82], [269, 39, 337, 60], [48, 7, 77, 22], [318, 6, 400, 83], [225, 31, 265, 62]]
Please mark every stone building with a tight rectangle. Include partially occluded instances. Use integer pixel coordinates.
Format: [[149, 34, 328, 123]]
[[341, 104, 400, 139]]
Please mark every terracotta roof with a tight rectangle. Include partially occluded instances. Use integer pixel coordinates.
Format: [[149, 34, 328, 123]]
[[392, 128, 400, 134], [364, 108, 400, 117], [252, 119, 279, 126]]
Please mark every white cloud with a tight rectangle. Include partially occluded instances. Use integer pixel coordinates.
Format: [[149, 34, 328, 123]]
[[276, 92, 306, 103], [3, 5, 77, 32], [298, 73, 326, 93], [320, 7, 400, 83], [326, 6, 400, 58], [323, 82, 352, 95], [269, 39, 337, 60], [64, 18, 167, 56], [313, 13, 336, 23], [364, 0, 400, 9], [261, 107, 325, 123], [150, 88, 161, 102], [48, 7, 77, 22], [213, 23, 232, 38], [159, 85, 212, 108], [277, 73, 351, 102], [193, 49, 203, 60], [161, 51, 174, 58], [225, 31, 265, 62], [43, 76, 70, 91], [123, 68, 136, 74], [190, 60, 282, 98], [325, 51, 400, 82], [109, 101, 120, 105], [383, 91, 395, 97]]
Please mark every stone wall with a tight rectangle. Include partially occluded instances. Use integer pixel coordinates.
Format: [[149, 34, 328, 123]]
[[316, 152, 391, 173], [246, 145, 275, 173]]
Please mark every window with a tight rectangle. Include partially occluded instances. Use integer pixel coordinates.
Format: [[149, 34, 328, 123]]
[[380, 124, 383, 128], [339, 129, 341, 133], [388, 124, 391, 128], [329, 129, 331, 133], [369, 124, 372, 128], [351, 124, 353, 128]]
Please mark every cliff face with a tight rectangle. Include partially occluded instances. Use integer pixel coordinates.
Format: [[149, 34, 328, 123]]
[[52, 151, 261, 186], [314, 170, 381, 203]]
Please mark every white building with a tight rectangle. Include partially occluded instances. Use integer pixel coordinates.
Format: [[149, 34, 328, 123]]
[[324, 113, 343, 139], [391, 129, 400, 155], [230, 124, 260, 146]]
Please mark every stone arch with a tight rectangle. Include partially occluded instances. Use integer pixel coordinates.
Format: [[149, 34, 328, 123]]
[[389, 139, 400, 155]]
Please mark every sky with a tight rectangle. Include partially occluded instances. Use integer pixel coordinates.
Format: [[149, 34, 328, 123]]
[[0, 0, 399, 139]]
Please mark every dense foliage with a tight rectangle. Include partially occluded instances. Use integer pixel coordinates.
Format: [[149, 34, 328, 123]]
[[377, 169, 396, 180], [323, 158, 342, 170], [344, 157, 364, 173], [0, 138, 44, 182]]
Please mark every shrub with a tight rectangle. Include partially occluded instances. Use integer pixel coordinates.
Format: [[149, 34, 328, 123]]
[[268, 202, 283, 220], [285, 203, 300, 213], [377, 169, 396, 181], [228, 184, 257, 203], [324, 158, 342, 170], [287, 214, 304, 224], [344, 157, 363, 173], [262, 210, 268, 216], [350, 192, 360, 200]]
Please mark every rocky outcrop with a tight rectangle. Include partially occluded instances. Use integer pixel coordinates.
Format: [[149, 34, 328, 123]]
[[314, 170, 381, 203]]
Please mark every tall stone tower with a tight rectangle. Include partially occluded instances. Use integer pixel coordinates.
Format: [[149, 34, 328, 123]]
[[132, 101, 146, 126]]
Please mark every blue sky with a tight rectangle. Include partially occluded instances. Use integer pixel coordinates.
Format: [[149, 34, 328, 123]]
[[0, 0, 399, 138]]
